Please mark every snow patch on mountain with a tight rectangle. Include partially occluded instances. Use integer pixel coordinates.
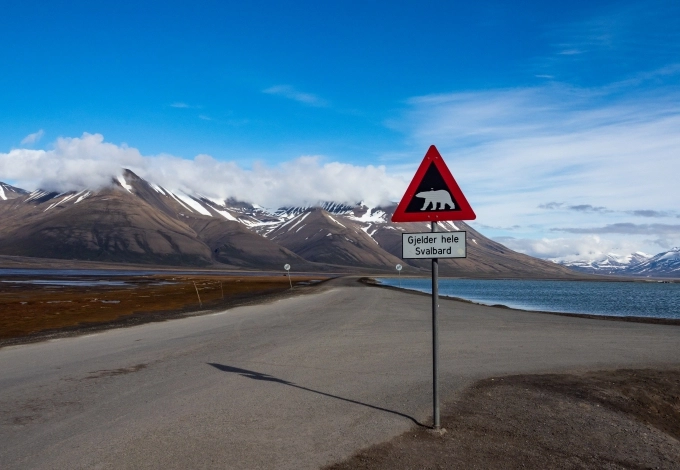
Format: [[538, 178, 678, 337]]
[[117, 175, 133, 193], [175, 194, 212, 217], [212, 209, 237, 221], [360, 223, 380, 244], [273, 202, 356, 219], [326, 214, 346, 228], [150, 183, 167, 195], [173, 193, 211, 216], [439, 221, 460, 231], [26, 190, 47, 202], [75, 190, 91, 203], [348, 206, 387, 223], [287, 213, 309, 232]]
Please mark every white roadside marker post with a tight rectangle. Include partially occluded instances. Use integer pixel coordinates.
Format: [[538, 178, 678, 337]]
[[284, 264, 292, 289]]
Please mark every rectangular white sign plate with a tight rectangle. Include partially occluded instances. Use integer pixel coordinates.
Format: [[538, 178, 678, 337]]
[[402, 231, 466, 259]]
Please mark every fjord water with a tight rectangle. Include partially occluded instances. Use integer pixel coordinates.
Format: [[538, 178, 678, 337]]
[[378, 278, 680, 320]]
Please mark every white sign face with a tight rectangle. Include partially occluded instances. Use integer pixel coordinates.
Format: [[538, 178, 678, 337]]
[[402, 231, 466, 259], [396, 264, 402, 271], [284, 264, 291, 271]]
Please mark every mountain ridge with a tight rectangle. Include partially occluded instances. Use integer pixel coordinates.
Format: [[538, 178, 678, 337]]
[[0, 171, 588, 278], [558, 249, 679, 278]]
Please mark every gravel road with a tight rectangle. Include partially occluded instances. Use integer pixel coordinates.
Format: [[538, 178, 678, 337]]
[[2, 278, 679, 469]]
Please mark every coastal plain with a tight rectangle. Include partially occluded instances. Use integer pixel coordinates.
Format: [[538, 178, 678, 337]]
[[1, 277, 679, 469], [0, 273, 327, 345]]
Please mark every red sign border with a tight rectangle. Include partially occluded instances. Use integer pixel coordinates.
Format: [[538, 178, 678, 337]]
[[391, 145, 476, 222]]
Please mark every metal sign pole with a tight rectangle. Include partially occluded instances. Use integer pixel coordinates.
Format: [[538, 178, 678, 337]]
[[431, 221, 440, 429]]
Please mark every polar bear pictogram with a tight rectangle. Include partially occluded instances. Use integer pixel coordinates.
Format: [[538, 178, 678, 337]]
[[416, 189, 455, 211]]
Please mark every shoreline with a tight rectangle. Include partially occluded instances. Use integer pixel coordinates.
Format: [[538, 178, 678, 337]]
[[376, 272, 680, 283], [363, 277, 680, 326]]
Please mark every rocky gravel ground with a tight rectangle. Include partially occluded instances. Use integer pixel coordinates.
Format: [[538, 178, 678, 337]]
[[327, 368, 680, 469]]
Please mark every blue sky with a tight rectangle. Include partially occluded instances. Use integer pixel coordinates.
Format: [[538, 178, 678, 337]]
[[1, 0, 679, 261]]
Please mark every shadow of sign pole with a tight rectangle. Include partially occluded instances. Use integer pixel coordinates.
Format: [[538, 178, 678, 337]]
[[207, 363, 425, 427]]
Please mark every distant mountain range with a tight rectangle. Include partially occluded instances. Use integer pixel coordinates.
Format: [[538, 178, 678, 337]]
[[0, 170, 593, 278], [557, 249, 680, 278]]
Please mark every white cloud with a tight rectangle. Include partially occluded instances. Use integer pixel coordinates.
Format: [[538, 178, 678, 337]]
[[392, 73, 680, 258], [143, 153, 403, 208], [1, 133, 144, 192], [0, 133, 405, 208], [495, 235, 643, 262], [20, 129, 44, 146], [262, 85, 328, 107], [170, 102, 202, 109], [554, 223, 680, 236], [396, 83, 680, 218]]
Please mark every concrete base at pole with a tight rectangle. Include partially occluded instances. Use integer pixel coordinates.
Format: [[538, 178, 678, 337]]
[[427, 427, 447, 436]]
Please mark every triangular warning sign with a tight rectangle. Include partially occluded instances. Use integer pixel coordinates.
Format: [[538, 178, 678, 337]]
[[391, 145, 476, 222]]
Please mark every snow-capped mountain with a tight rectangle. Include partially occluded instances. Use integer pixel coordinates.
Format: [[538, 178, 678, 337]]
[[559, 250, 680, 278], [559, 252, 652, 275], [0, 170, 581, 277], [625, 248, 680, 277], [0, 171, 310, 268]]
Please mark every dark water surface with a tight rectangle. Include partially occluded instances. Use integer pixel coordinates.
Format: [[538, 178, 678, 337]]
[[378, 278, 680, 320]]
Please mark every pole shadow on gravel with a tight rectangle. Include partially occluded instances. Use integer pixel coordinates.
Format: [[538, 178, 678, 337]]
[[207, 363, 425, 427]]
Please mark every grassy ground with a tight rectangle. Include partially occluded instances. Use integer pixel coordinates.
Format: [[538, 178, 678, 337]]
[[0, 274, 327, 343]]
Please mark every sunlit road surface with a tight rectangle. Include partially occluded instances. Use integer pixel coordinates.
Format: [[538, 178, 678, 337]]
[[2, 278, 679, 469]]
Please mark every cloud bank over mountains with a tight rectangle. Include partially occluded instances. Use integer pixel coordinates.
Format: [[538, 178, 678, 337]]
[[492, 235, 646, 264], [0, 133, 405, 209]]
